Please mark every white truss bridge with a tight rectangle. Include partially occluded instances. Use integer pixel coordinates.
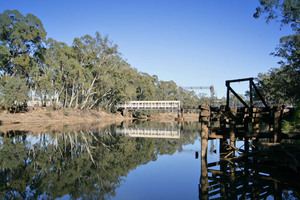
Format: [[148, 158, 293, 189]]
[[116, 128, 180, 139], [117, 101, 181, 110]]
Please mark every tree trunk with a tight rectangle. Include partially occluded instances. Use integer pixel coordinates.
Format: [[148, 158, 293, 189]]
[[74, 91, 79, 109], [49, 97, 53, 106], [55, 90, 60, 107], [69, 80, 76, 108], [40, 94, 44, 107], [81, 76, 98, 109], [30, 86, 35, 102], [64, 87, 68, 108], [88, 98, 100, 109]]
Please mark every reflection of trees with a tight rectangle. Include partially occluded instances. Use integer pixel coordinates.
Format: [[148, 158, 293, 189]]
[[0, 124, 198, 199]]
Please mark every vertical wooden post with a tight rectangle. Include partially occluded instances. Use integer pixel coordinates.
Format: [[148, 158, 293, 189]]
[[226, 81, 230, 109], [199, 105, 210, 124], [230, 107, 237, 157], [273, 106, 283, 143], [244, 137, 249, 153]]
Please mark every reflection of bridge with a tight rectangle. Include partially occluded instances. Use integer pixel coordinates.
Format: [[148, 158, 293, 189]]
[[116, 128, 180, 138], [117, 101, 180, 111]]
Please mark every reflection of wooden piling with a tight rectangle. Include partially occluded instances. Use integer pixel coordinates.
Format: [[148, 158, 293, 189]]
[[220, 161, 226, 198], [200, 121, 209, 200], [244, 137, 249, 153], [229, 107, 236, 156], [197, 102, 294, 199], [274, 181, 282, 200], [201, 122, 208, 159], [200, 150, 209, 200]]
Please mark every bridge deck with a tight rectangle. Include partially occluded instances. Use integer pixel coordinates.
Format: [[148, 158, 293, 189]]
[[117, 101, 181, 110]]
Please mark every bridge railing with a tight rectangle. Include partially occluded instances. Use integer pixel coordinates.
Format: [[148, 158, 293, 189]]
[[117, 101, 181, 110]]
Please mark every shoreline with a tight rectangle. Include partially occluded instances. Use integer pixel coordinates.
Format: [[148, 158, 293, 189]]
[[0, 109, 199, 134]]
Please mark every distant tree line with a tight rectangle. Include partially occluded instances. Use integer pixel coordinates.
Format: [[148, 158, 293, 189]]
[[0, 10, 207, 112]]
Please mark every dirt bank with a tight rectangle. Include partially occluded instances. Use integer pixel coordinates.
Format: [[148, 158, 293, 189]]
[[0, 109, 199, 134], [0, 108, 125, 133], [0, 108, 124, 124]]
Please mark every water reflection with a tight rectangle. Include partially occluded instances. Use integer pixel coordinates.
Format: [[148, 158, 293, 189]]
[[198, 122, 300, 199], [1, 121, 299, 199], [116, 127, 180, 138], [0, 123, 198, 199]]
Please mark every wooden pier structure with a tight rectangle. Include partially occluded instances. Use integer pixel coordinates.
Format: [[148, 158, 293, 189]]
[[197, 78, 298, 199]]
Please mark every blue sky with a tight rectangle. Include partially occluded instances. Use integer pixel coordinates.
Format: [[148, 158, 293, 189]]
[[1, 0, 293, 97]]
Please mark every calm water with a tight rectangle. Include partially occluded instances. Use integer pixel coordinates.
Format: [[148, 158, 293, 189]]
[[0, 121, 299, 199]]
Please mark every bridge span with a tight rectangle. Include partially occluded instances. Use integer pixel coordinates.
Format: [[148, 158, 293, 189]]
[[117, 101, 181, 111]]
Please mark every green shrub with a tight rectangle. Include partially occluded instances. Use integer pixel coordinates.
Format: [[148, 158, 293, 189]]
[[63, 108, 70, 116], [282, 120, 292, 133], [0, 76, 29, 112], [293, 100, 300, 124]]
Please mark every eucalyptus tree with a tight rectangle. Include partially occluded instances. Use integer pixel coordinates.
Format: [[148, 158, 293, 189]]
[[93, 58, 137, 110], [73, 32, 120, 109], [155, 80, 178, 100], [44, 39, 72, 107], [254, 0, 300, 106], [0, 9, 203, 111], [182, 90, 201, 106], [254, 0, 300, 32], [0, 10, 46, 77], [135, 72, 156, 101]]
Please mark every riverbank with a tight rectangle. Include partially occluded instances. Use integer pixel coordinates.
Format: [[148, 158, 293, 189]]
[[0, 108, 124, 124], [0, 109, 199, 134], [0, 109, 124, 134]]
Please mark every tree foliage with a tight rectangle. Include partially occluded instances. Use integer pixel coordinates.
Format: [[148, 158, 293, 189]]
[[0, 10, 46, 77], [0, 10, 200, 112], [254, 1, 300, 106], [256, 65, 299, 105], [0, 76, 29, 111], [254, 0, 300, 32]]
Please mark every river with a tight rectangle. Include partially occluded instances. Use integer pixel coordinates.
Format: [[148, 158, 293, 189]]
[[0, 121, 299, 199]]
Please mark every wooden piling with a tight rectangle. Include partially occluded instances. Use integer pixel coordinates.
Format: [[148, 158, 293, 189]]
[[273, 106, 283, 143]]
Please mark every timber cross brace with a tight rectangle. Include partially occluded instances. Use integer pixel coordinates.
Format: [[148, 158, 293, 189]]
[[225, 78, 269, 110]]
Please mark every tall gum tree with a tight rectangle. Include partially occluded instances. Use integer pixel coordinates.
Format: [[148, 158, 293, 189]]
[[0, 10, 46, 77], [73, 32, 119, 109], [254, 0, 300, 106]]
